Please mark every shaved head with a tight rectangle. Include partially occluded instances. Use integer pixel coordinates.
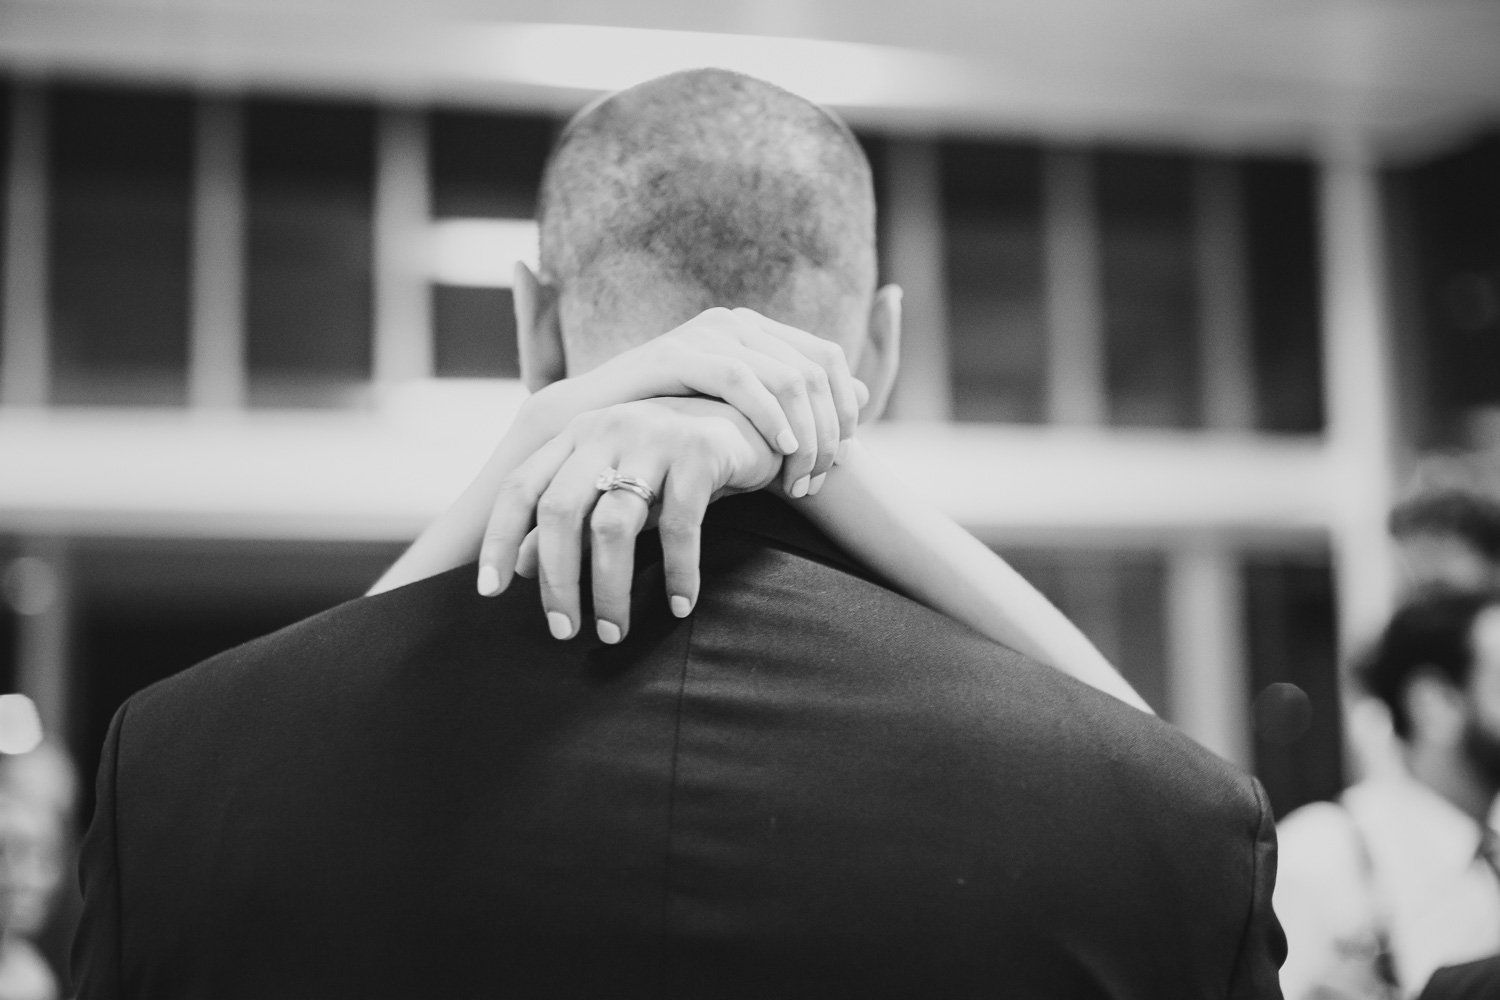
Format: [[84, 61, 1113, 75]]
[[536, 69, 878, 370]]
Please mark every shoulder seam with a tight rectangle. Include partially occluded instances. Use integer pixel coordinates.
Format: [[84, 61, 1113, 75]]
[[112, 696, 130, 999], [656, 605, 696, 990], [1224, 776, 1272, 999]]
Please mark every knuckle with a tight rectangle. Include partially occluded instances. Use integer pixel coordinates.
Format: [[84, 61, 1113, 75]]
[[565, 411, 597, 435], [817, 341, 848, 368], [590, 507, 633, 541], [804, 365, 830, 393], [535, 493, 579, 525], [722, 360, 754, 387], [494, 475, 532, 501], [777, 370, 807, 398], [657, 513, 700, 539]]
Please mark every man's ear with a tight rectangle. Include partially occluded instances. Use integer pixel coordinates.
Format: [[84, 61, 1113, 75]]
[[514, 261, 565, 392], [1405, 668, 1468, 749], [855, 284, 902, 423]]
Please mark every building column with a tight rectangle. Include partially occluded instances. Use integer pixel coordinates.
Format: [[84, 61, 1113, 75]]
[[1194, 159, 1256, 432], [373, 108, 432, 386], [1167, 538, 1252, 769], [1, 82, 50, 408], [3, 542, 71, 747], [1320, 142, 1399, 655], [189, 96, 246, 409], [883, 139, 951, 421], [1043, 149, 1106, 427], [1319, 138, 1402, 780]]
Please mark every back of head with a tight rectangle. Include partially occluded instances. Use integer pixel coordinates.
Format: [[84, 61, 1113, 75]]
[[537, 69, 877, 370], [1390, 489, 1500, 555], [1390, 488, 1500, 593], [1360, 591, 1497, 739]]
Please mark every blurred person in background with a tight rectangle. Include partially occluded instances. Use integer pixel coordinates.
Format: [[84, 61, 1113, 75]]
[[1390, 488, 1500, 597], [0, 744, 78, 1000], [1275, 592, 1500, 999]]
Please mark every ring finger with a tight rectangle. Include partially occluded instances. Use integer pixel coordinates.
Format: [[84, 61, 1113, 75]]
[[534, 448, 616, 640], [589, 460, 669, 644]]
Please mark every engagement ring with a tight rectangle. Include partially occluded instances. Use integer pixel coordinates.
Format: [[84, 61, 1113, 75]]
[[595, 467, 657, 506]]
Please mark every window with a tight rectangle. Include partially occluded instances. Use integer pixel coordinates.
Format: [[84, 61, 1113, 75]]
[[49, 85, 193, 406], [245, 99, 374, 405], [429, 110, 553, 379], [1408, 134, 1500, 436], [998, 546, 1169, 713], [1245, 159, 1324, 434], [1097, 151, 1200, 429], [942, 141, 1047, 423], [0, 588, 14, 698], [1244, 554, 1342, 818], [0, 79, 9, 351]]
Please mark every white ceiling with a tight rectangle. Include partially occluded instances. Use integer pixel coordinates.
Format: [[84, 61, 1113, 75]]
[[1, 0, 1497, 160]]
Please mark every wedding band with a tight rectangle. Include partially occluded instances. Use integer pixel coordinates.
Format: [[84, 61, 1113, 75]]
[[596, 467, 657, 506]]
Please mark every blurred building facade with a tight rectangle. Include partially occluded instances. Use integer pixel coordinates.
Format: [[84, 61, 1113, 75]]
[[0, 0, 1498, 827]]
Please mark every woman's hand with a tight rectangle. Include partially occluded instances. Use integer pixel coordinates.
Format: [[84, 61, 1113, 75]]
[[367, 306, 865, 597], [478, 397, 780, 643], [531, 307, 867, 496]]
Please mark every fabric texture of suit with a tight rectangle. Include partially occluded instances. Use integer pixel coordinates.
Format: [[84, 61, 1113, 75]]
[[1418, 955, 1500, 1000], [74, 494, 1285, 998]]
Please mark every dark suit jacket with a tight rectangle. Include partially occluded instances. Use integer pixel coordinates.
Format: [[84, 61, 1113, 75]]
[[1418, 956, 1500, 1000], [74, 494, 1284, 998]]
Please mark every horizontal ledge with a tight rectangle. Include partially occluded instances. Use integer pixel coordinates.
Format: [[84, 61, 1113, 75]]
[[0, 397, 1348, 542]]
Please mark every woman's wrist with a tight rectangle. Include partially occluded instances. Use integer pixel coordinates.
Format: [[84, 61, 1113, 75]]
[[514, 379, 593, 446]]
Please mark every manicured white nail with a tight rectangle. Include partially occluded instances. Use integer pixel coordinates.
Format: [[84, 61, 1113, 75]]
[[791, 476, 810, 498], [596, 620, 622, 644], [809, 473, 826, 495], [477, 566, 501, 596], [547, 612, 573, 640], [775, 429, 799, 455], [835, 440, 850, 466], [670, 595, 693, 618]]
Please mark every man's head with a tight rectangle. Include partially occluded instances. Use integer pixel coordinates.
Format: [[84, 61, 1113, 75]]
[[1360, 592, 1500, 794], [514, 69, 901, 419], [1389, 489, 1500, 594]]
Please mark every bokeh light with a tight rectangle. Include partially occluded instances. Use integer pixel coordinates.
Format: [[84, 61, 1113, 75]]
[[0, 695, 45, 756]]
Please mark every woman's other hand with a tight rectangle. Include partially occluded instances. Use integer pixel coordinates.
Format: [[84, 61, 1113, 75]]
[[532, 307, 867, 497]]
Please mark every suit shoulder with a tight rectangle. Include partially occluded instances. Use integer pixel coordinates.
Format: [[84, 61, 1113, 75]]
[[120, 564, 525, 743], [695, 523, 1264, 825]]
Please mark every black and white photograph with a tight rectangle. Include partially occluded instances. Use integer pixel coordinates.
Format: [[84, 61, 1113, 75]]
[[1, 1, 1499, 997]]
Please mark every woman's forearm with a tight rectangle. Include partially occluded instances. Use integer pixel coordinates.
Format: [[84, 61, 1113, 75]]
[[368, 387, 578, 595], [801, 441, 1153, 714]]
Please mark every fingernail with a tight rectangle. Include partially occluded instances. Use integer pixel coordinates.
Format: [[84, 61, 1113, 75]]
[[670, 595, 693, 618], [477, 566, 501, 596], [775, 429, 799, 455], [597, 620, 622, 644], [809, 473, 826, 495], [547, 612, 573, 640], [835, 440, 850, 466], [791, 476, 810, 498]]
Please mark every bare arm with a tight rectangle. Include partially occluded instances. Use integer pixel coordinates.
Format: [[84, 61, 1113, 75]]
[[370, 306, 863, 596], [472, 400, 1151, 712], [802, 442, 1152, 713]]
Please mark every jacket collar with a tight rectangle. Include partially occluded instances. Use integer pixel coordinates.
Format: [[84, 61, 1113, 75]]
[[702, 492, 878, 585]]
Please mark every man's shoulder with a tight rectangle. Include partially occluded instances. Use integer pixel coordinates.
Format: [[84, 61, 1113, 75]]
[[694, 513, 1266, 824], [118, 563, 543, 746]]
